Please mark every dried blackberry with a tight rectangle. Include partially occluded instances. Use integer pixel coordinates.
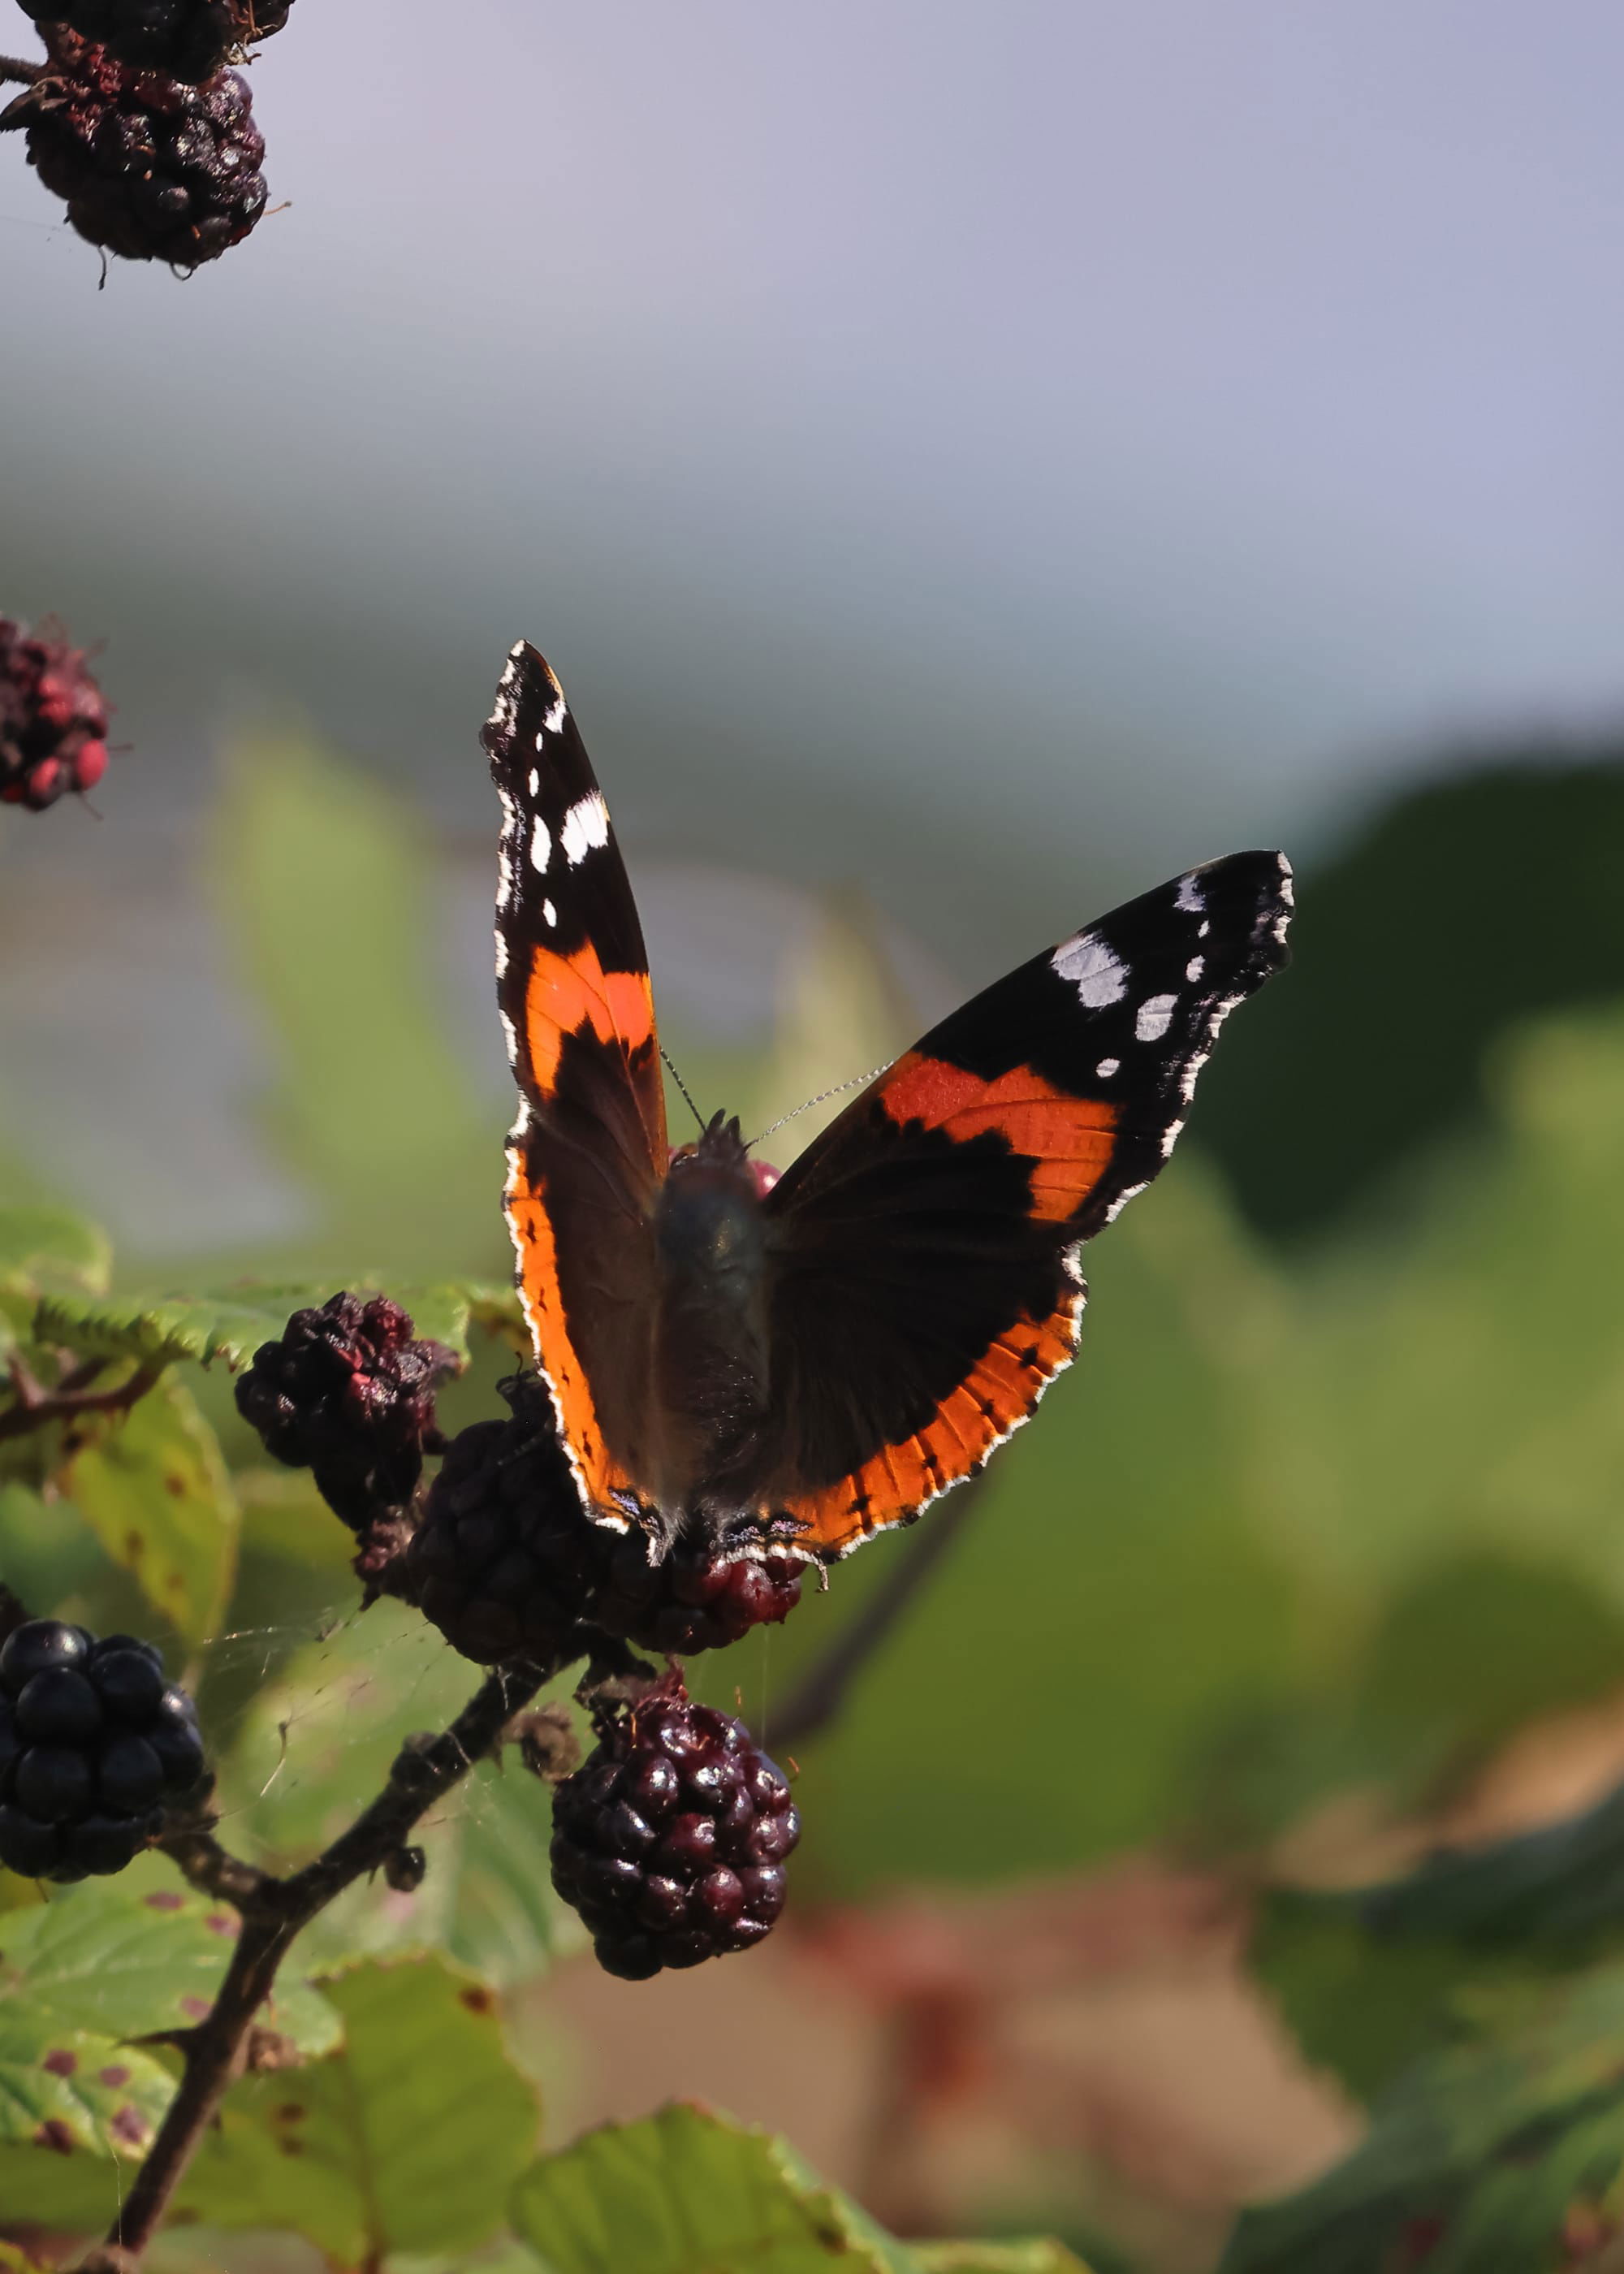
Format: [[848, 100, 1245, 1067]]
[[236, 1293, 457, 1531], [0, 1621, 207, 1883], [0, 617, 110, 811], [15, 1, 292, 82], [5, 32, 270, 270], [549, 1675, 800, 1979]]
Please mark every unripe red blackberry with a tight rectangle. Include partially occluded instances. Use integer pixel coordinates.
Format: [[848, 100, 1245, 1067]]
[[0, 1621, 206, 1883], [0, 618, 110, 811], [408, 1373, 808, 1666], [236, 1293, 456, 1532], [592, 1534, 806, 1656], [4, 32, 270, 270], [15, 1, 293, 83], [549, 1675, 800, 1979]]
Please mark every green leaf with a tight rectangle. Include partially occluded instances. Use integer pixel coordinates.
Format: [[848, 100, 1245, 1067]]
[[212, 1602, 564, 1984], [0, 1205, 112, 1303], [512, 2103, 919, 2274], [33, 1275, 504, 1377], [1220, 1957, 1624, 2273], [0, 1869, 337, 2056], [209, 727, 505, 1277], [175, 1952, 540, 2260], [59, 1373, 239, 1650]]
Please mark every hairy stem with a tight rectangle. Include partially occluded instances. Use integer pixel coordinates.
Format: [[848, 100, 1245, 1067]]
[[85, 1656, 557, 2263], [769, 1470, 991, 1753], [0, 55, 42, 88]]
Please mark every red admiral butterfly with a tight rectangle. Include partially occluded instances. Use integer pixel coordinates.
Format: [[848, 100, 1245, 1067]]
[[486, 642, 1291, 1563]]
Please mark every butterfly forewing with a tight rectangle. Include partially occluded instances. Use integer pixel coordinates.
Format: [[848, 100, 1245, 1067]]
[[486, 642, 668, 1527], [754, 851, 1293, 1554]]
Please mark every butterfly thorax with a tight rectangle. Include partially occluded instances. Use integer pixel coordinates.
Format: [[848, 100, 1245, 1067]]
[[651, 1114, 771, 1498]]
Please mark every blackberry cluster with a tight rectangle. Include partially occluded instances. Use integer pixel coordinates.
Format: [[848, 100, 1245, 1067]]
[[549, 1680, 801, 1978], [6, 32, 270, 270], [0, 617, 110, 811], [0, 1621, 206, 1883], [15, 0, 292, 82], [236, 1293, 456, 1531], [405, 1373, 806, 1664]]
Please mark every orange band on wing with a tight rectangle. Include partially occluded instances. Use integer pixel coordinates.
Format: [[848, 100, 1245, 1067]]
[[506, 1151, 644, 1524], [776, 1295, 1082, 1558], [525, 940, 656, 1092], [879, 1052, 1120, 1222]]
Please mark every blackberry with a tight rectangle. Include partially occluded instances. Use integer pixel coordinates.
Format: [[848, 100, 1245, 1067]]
[[593, 1534, 806, 1656], [236, 1293, 457, 1532], [407, 1373, 807, 1666], [404, 1375, 598, 1663], [0, 618, 110, 811], [15, 1, 293, 84], [0, 1621, 206, 1883], [5, 32, 270, 270], [549, 1675, 800, 1979]]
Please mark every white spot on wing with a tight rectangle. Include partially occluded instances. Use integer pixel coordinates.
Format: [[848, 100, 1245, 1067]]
[[1186, 956, 1205, 982], [528, 767, 540, 796], [543, 898, 558, 927], [1052, 930, 1127, 1006], [529, 815, 551, 872], [1175, 872, 1204, 914], [1095, 1057, 1120, 1078], [1136, 992, 1177, 1043], [497, 1005, 519, 1061], [543, 695, 567, 736], [560, 791, 611, 866], [494, 927, 509, 977]]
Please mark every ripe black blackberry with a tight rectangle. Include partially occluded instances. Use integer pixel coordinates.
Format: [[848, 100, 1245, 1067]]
[[408, 1373, 806, 1666], [0, 617, 110, 812], [14, 1, 292, 82], [236, 1293, 457, 1532], [0, 1621, 207, 1883], [4, 32, 270, 270], [549, 1676, 801, 1979], [404, 1373, 598, 1663]]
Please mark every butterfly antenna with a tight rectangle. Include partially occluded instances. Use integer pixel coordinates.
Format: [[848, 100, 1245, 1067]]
[[660, 1045, 707, 1135], [748, 1061, 891, 1148]]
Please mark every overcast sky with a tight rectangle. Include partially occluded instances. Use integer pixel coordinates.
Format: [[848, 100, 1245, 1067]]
[[2, 0, 1622, 956]]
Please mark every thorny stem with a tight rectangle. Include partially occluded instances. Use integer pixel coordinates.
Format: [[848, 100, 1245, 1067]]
[[76, 1655, 559, 2266], [769, 1470, 992, 1753], [0, 1355, 166, 1444]]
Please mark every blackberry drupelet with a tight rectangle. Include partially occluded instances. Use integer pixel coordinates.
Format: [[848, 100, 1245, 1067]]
[[408, 1372, 807, 1666], [0, 1621, 207, 1883], [235, 1293, 456, 1531], [0, 617, 110, 811], [6, 32, 270, 270], [15, 0, 293, 82], [548, 1675, 801, 1979]]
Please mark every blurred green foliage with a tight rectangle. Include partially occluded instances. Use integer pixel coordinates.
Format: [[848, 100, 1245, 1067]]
[[6, 724, 1624, 2268]]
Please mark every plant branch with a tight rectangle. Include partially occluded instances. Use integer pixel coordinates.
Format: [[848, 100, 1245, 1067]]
[[0, 1354, 165, 1444], [769, 1470, 992, 1753], [0, 55, 42, 88], [83, 1653, 561, 2265]]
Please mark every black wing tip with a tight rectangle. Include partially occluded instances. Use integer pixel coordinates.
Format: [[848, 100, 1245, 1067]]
[[482, 640, 567, 773]]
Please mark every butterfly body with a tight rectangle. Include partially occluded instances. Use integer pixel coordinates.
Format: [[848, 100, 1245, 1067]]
[[487, 642, 1293, 1565]]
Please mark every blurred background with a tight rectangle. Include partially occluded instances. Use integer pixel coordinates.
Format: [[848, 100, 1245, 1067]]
[[4, 3, 1624, 2268]]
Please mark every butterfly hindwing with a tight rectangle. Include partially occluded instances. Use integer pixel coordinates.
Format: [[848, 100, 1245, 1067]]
[[486, 642, 667, 1528], [754, 851, 1293, 1555]]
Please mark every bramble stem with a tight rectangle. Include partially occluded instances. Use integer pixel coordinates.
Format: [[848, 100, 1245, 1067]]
[[769, 1471, 991, 1753], [0, 1355, 166, 1443], [81, 1655, 562, 2263]]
